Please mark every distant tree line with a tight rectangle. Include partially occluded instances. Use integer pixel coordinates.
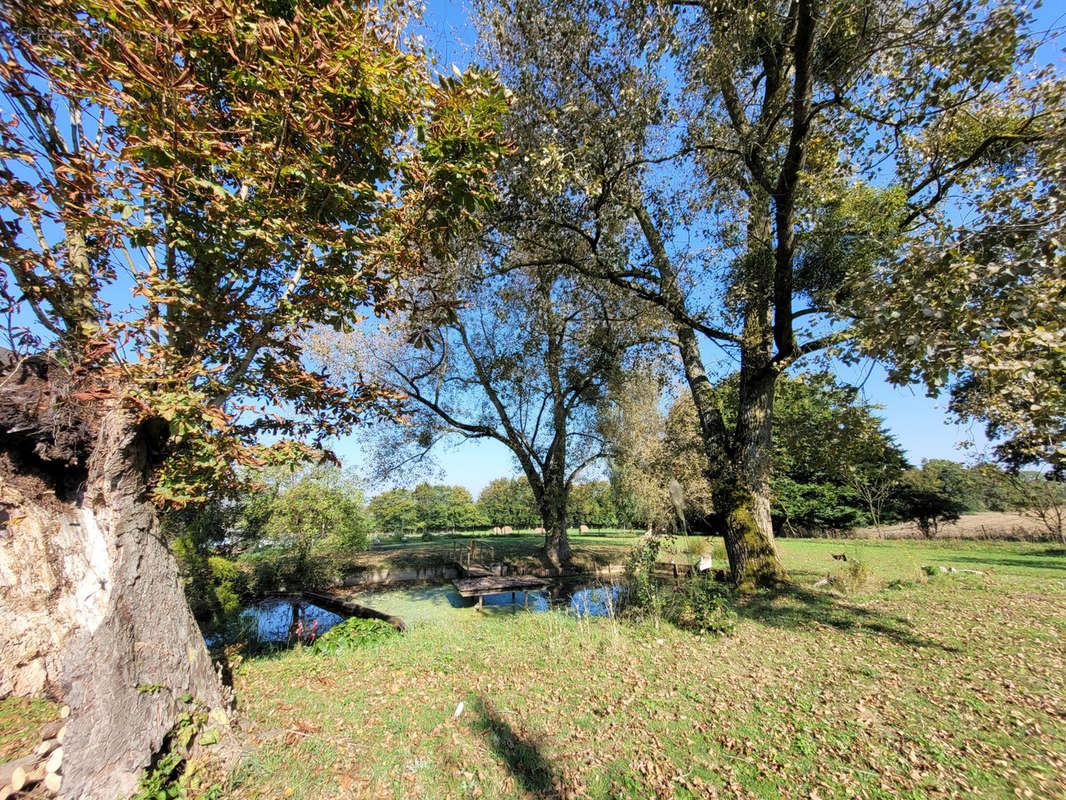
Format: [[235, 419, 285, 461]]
[[172, 374, 1066, 565], [368, 478, 621, 533]]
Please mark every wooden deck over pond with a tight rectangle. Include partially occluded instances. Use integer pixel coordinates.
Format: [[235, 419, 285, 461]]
[[452, 539, 499, 578], [452, 575, 549, 609]]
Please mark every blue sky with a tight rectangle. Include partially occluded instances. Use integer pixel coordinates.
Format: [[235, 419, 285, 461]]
[[331, 0, 1065, 498]]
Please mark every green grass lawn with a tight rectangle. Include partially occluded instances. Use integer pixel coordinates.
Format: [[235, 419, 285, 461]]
[[225, 538, 1066, 799]]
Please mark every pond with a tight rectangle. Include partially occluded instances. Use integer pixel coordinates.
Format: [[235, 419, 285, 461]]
[[351, 579, 626, 626], [207, 597, 347, 646], [207, 579, 628, 645]]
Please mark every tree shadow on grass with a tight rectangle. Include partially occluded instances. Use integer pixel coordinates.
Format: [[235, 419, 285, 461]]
[[473, 699, 563, 799], [945, 553, 1066, 572], [735, 584, 959, 652]]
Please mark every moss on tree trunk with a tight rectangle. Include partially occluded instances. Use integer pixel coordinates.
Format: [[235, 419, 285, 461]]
[[721, 488, 788, 592]]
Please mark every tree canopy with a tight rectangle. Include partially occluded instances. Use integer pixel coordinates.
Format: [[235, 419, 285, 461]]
[[473, 0, 1063, 587], [0, 0, 511, 502]]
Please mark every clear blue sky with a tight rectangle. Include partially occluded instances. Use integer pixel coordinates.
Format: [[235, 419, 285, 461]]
[[330, 0, 1065, 498]]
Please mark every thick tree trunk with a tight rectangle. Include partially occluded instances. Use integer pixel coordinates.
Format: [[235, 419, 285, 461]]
[[715, 199, 788, 590], [543, 525, 571, 568], [0, 357, 229, 799], [538, 489, 571, 569], [534, 469, 571, 569], [716, 366, 787, 591], [675, 322, 787, 589], [670, 192, 788, 590]]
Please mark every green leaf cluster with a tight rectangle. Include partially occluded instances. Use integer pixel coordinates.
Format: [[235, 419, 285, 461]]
[[309, 617, 399, 656]]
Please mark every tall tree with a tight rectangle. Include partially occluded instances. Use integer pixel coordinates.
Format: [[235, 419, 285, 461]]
[[477, 0, 1061, 589], [477, 476, 540, 528], [0, 0, 507, 795], [262, 475, 372, 577], [316, 257, 657, 566], [370, 488, 423, 533], [411, 483, 485, 531]]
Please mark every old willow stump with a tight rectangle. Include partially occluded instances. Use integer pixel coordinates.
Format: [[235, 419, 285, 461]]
[[0, 354, 229, 799]]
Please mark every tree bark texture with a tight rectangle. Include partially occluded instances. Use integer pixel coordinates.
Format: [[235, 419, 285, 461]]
[[0, 356, 228, 800], [536, 477, 571, 569], [671, 216, 788, 588]]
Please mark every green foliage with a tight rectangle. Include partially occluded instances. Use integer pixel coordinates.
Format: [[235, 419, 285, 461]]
[[173, 464, 378, 606], [683, 536, 712, 558], [168, 501, 251, 632], [891, 469, 967, 537], [477, 477, 540, 528], [840, 559, 872, 595], [639, 373, 909, 535], [769, 374, 909, 492], [794, 184, 907, 306], [369, 489, 422, 534], [0, 0, 510, 505], [908, 460, 983, 514], [623, 537, 736, 635], [772, 478, 865, 534], [568, 480, 619, 528], [263, 478, 371, 554], [849, 114, 1066, 472], [412, 484, 486, 531], [205, 556, 248, 618], [623, 538, 662, 610], [132, 750, 186, 800], [369, 484, 487, 534], [130, 711, 222, 800], [663, 576, 737, 636], [240, 546, 338, 596], [310, 617, 399, 656]]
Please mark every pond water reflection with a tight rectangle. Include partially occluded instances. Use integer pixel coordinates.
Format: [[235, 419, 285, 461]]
[[209, 579, 628, 645], [208, 597, 345, 645], [567, 585, 625, 617], [354, 578, 625, 625]]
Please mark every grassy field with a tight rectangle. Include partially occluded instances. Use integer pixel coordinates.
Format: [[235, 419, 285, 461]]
[[222, 537, 1066, 800]]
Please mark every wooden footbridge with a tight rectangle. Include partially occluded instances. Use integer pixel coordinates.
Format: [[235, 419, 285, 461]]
[[451, 539, 548, 610]]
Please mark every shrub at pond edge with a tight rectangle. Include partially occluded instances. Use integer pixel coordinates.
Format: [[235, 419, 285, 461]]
[[310, 618, 400, 656]]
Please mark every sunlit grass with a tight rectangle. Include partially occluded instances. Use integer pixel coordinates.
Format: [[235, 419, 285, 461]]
[[228, 538, 1066, 799]]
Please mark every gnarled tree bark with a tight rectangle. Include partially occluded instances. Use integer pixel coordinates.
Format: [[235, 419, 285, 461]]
[[0, 356, 229, 800]]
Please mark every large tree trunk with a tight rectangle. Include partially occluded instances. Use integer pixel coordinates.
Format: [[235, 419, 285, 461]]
[[538, 487, 571, 569], [637, 196, 786, 591], [718, 365, 787, 591], [0, 356, 229, 799], [675, 321, 786, 590], [534, 466, 571, 569], [670, 195, 788, 590], [716, 200, 787, 590]]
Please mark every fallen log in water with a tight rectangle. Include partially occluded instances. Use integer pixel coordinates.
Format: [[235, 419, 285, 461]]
[[262, 591, 407, 632]]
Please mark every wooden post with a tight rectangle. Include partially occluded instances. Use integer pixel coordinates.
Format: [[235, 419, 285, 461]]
[[477, 595, 483, 612]]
